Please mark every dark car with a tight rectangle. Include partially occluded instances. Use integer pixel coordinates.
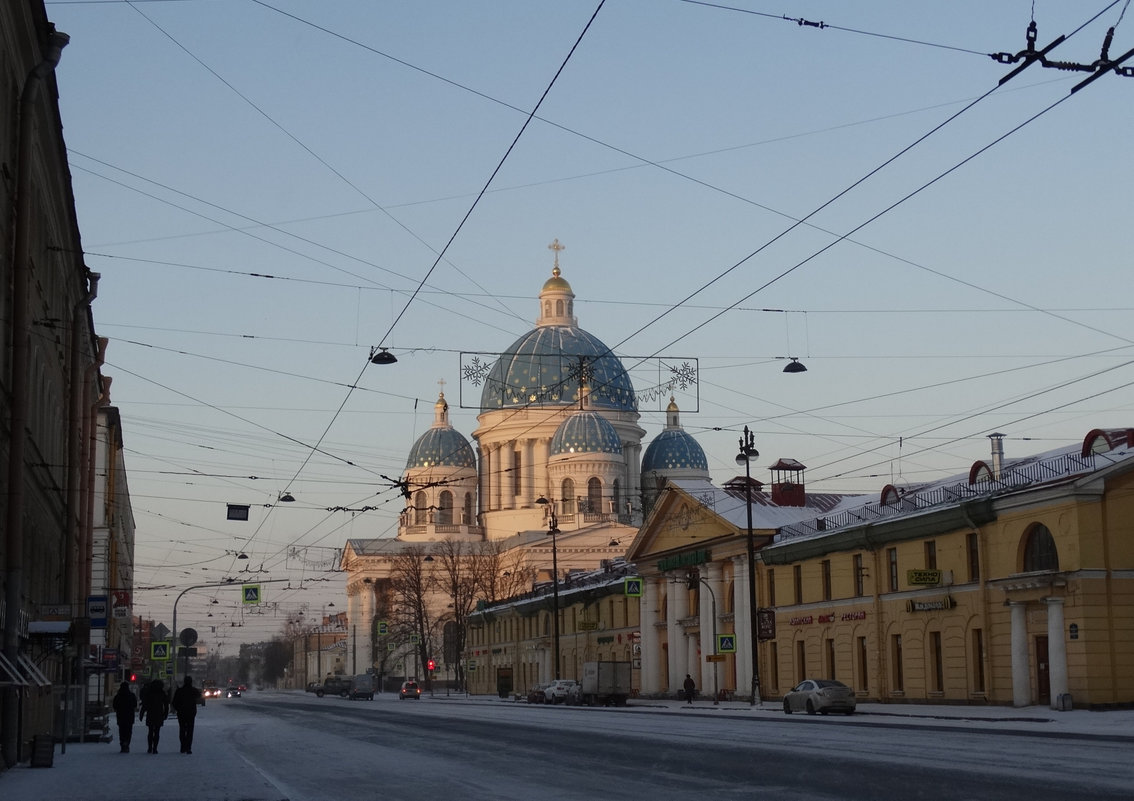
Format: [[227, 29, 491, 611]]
[[225, 686, 241, 698], [316, 676, 351, 698], [526, 684, 547, 704], [399, 681, 421, 700], [782, 679, 857, 715]]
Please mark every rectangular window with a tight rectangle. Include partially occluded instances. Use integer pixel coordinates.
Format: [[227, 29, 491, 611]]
[[767, 568, 776, 607], [793, 565, 803, 605], [769, 642, 779, 691], [795, 640, 806, 684], [821, 560, 832, 601], [891, 634, 904, 692], [972, 628, 986, 693], [930, 631, 943, 693], [887, 548, 899, 592], [968, 532, 981, 582], [853, 553, 864, 596], [826, 638, 836, 680], [857, 636, 869, 693], [925, 540, 937, 570]]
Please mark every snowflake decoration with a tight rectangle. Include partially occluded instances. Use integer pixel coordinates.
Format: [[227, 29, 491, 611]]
[[462, 355, 494, 387], [667, 361, 698, 390]]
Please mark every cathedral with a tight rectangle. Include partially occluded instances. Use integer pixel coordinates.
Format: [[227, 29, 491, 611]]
[[340, 248, 710, 681]]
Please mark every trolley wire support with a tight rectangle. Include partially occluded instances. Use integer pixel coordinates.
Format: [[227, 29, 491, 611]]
[[991, 21, 1134, 88]]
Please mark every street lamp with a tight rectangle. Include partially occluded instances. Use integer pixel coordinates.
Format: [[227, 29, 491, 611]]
[[736, 426, 761, 706], [536, 496, 562, 680]]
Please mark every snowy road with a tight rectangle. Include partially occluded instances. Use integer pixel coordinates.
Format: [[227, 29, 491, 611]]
[[224, 692, 1132, 801], [4, 691, 1131, 801]]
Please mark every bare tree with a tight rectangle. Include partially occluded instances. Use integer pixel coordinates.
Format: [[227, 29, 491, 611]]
[[476, 540, 536, 603], [388, 544, 438, 688]]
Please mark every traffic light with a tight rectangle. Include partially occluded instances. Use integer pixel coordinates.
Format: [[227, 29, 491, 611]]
[[129, 673, 137, 683], [427, 659, 435, 672]]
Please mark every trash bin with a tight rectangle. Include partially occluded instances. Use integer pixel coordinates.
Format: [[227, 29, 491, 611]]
[[1055, 693, 1073, 711], [31, 734, 54, 767]]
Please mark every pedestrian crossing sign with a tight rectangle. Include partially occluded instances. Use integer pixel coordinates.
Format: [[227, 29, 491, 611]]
[[717, 634, 736, 653], [242, 583, 261, 604], [151, 641, 171, 661], [624, 577, 643, 597]]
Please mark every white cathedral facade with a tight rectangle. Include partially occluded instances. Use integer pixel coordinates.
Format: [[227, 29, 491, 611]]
[[340, 251, 711, 681]]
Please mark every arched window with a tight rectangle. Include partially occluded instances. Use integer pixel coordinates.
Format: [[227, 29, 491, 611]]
[[556, 299, 564, 316], [587, 477, 602, 513], [413, 491, 427, 525], [561, 478, 575, 514], [612, 479, 621, 513], [544, 300, 551, 317], [463, 493, 473, 525], [437, 490, 453, 524], [1023, 524, 1059, 572]]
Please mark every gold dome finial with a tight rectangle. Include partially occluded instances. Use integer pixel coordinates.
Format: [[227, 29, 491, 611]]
[[548, 238, 565, 274]]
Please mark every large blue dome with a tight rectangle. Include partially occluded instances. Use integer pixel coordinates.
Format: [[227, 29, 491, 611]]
[[479, 326, 637, 412], [550, 411, 623, 456], [406, 428, 476, 469], [642, 429, 708, 472]]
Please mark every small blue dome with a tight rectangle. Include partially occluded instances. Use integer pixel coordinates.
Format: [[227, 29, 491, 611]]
[[480, 326, 636, 412], [550, 411, 623, 456], [642, 429, 708, 472], [406, 428, 476, 470]]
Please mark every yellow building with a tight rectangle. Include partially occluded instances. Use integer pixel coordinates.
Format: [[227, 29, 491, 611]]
[[465, 560, 640, 698], [630, 429, 1134, 709]]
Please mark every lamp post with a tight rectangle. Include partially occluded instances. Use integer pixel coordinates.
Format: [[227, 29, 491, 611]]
[[536, 496, 562, 680], [736, 426, 761, 706]]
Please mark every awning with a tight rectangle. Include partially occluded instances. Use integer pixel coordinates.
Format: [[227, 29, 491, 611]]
[[28, 620, 71, 635]]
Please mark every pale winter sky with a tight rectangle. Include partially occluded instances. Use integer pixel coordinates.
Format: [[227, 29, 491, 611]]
[[42, 0, 1134, 649]]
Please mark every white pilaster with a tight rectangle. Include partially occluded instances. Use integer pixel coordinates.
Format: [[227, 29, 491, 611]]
[[640, 577, 661, 694], [1045, 597, 1068, 707], [666, 578, 683, 693]]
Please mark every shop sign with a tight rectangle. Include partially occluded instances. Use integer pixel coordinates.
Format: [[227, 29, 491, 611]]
[[657, 549, 711, 573], [906, 597, 956, 613], [907, 569, 942, 586]]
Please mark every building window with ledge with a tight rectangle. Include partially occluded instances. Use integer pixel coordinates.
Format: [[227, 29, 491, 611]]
[[924, 540, 937, 570], [437, 490, 453, 524], [821, 560, 832, 601], [853, 553, 864, 597], [793, 564, 803, 605], [887, 548, 898, 592], [767, 568, 776, 607], [587, 477, 602, 513], [413, 491, 427, 525], [1022, 523, 1059, 572], [967, 532, 980, 582]]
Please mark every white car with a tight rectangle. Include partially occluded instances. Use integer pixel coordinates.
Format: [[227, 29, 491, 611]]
[[544, 679, 580, 705]]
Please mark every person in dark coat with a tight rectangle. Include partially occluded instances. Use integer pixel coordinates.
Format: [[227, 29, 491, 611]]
[[139, 679, 170, 754], [171, 675, 204, 754], [683, 674, 696, 705], [112, 681, 137, 752]]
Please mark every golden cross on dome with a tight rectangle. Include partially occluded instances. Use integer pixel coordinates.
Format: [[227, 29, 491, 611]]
[[437, 377, 446, 397], [548, 238, 565, 273]]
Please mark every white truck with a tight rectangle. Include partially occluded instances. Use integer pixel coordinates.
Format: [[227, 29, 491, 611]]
[[580, 660, 632, 706]]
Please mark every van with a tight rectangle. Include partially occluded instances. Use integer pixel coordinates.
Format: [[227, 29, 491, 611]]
[[349, 673, 374, 700]]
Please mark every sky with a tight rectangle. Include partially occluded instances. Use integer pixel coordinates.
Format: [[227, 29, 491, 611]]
[[40, 0, 1134, 650]]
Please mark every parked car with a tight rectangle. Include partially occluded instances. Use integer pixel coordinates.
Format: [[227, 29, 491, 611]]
[[544, 679, 580, 705], [315, 676, 352, 698], [526, 684, 548, 704], [305, 681, 320, 693], [399, 681, 421, 700], [349, 674, 375, 700], [782, 679, 857, 715]]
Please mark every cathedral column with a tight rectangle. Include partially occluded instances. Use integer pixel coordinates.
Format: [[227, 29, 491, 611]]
[[640, 577, 661, 694], [490, 444, 502, 512], [503, 444, 516, 510], [523, 438, 536, 507], [536, 438, 550, 503], [476, 445, 487, 517], [699, 561, 723, 700], [666, 575, 684, 694]]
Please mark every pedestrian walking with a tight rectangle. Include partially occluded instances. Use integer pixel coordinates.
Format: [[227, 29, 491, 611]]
[[139, 679, 170, 754], [171, 675, 204, 754], [112, 681, 137, 753], [683, 674, 696, 705]]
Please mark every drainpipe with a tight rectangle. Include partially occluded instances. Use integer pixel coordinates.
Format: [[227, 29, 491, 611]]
[[3, 25, 70, 769], [66, 274, 99, 616]]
